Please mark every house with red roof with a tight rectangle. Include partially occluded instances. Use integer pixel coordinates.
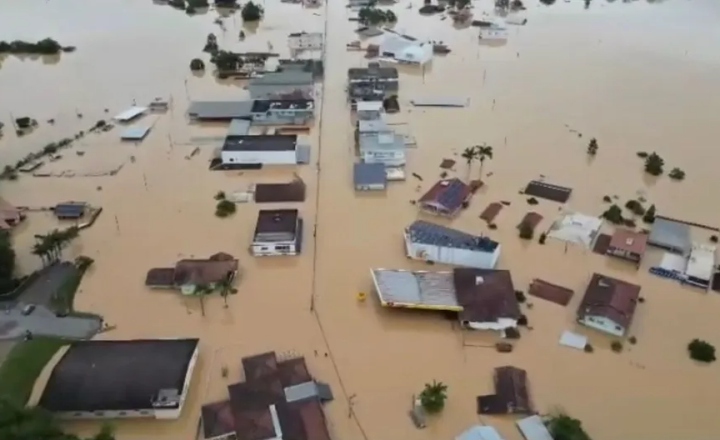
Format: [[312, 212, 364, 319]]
[[577, 273, 640, 337]]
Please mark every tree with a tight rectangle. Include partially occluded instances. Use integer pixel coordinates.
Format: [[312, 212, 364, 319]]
[[519, 222, 534, 240], [194, 284, 213, 317], [218, 273, 234, 308], [475, 143, 493, 177], [241, 1, 264, 21], [669, 167, 685, 180], [419, 380, 448, 413], [642, 204, 656, 224], [0, 231, 17, 294], [587, 138, 598, 156], [688, 339, 716, 363], [215, 200, 237, 217], [210, 50, 243, 71], [358, 7, 390, 26], [204, 33, 219, 53], [461, 147, 477, 178], [545, 411, 591, 440], [190, 58, 205, 71], [385, 10, 398, 22], [624, 199, 645, 216], [602, 204, 624, 224], [644, 152, 664, 176], [32, 227, 79, 266]]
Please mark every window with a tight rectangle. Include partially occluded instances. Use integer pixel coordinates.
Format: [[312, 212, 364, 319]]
[[260, 246, 269, 251], [140, 410, 151, 415], [615, 325, 622, 331], [275, 245, 291, 252]]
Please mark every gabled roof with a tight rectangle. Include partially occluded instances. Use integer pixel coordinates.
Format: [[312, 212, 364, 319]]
[[578, 273, 640, 330], [173, 255, 238, 286], [405, 220, 498, 253], [453, 269, 520, 323], [608, 228, 648, 255], [418, 178, 471, 212], [477, 366, 532, 415]]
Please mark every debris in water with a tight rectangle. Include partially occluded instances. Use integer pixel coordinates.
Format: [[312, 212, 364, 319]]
[[412, 172, 423, 181], [527, 197, 539, 205]]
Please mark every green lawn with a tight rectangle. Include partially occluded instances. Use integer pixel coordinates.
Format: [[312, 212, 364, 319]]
[[0, 337, 69, 406], [50, 269, 82, 313]]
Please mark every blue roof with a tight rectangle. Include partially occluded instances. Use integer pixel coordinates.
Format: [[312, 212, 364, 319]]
[[55, 203, 86, 217], [353, 163, 386, 187], [406, 220, 498, 252]]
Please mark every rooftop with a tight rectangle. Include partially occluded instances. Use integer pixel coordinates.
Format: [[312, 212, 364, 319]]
[[370, 269, 460, 310], [418, 178, 472, 213], [249, 71, 314, 86], [255, 179, 306, 203], [648, 217, 691, 254], [578, 273, 640, 330], [453, 269, 521, 324], [254, 209, 300, 242], [357, 119, 389, 132], [348, 62, 399, 81], [405, 220, 499, 253], [477, 366, 532, 415], [222, 135, 297, 152], [54, 201, 86, 218], [228, 119, 252, 136], [609, 228, 648, 256], [188, 101, 254, 120], [173, 253, 239, 286], [39, 338, 199, 412], [358, 131, 405, 151], [251, 99, 315, 113], [686, 243, 716, 281], [356, 101, 383, 112], [201, 400, 235, 440], [353, 162, 386, 187]]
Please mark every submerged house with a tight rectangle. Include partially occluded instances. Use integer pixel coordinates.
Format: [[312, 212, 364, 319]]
[[404, 220, 501, 269], [477, 366, 533, 415], [347, 62, 399, 102], [250, 99, 315, 125], [288, 31, 323, 51], [355, 101, 383, 120], [606, 228, 648, 264], [353, 162, 387, 191], [418, 178, 472, 217], [358, 129, 405, 166], [577, 273, 640, 337], [199, 351, 333, 440], [248, 71, 314, 100], [647, 217, 691, 255], [378, 33, 433, 65], [0, 199, 23, 230], [145, 252, 239, 295], [685, 243, 716, 289], [251, 209, 304, 256], [54, 202, 87, 220], [221, 135, 298, 166]]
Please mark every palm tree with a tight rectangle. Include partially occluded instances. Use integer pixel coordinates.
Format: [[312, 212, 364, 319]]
[[419, 380, 448, 413], [194, 284, 213, 316], [461, 147, 477, 179], [475, 144, 493, 177]]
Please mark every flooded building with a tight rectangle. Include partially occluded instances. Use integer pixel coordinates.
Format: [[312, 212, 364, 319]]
[[417, 178, 472, 217], [250, 99, 315, 125], [278, 58, 324, 79], [606, 228, 648, 264], [685, 243, 716, 289], [379, 33, 433, 65], [358, 129, 405, 166], [577, 273, 640, 337], [477, 366, 533, 415], [453, 268, 521, 331], [248, 71, 314, 100], [38, 338, 200, 420], [347, 62, 398, 102], [145, 253, 239, 295], [187, 101, 254, 121], [355, 100, 383, 120], [288, 31, 323, 51], [221, 135, 298, 166], [404, 220, 501, 269], [353, 162, 387, 191], [251, 209, 303, 256]]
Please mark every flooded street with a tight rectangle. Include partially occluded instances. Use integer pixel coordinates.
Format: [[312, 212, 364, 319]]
[[2, 0, 720, 439]]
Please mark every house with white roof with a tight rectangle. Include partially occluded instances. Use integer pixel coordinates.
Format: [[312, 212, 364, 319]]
[[379, 34, 433, 65], [685, 244, 716, 289]]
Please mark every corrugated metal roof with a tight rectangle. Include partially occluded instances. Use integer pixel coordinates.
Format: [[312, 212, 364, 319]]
[[516, 416, 553, 440], [648, 217, 691, 254], [353, 163, 386, 187], [227, 119, 251, 136], [370, 268, 459, 309], [187, 101, 253, 119], [249, 71, 313, 86], [284, 381, 318, 403], [359, 132, 404, 151], [120, 126, 151, 140], [406, 220, 498, 252]]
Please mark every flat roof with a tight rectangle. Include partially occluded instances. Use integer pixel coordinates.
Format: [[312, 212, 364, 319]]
[[120, 126, 151, 140], [251, 99, 314, 113], [39, 338, 199, 412], [648, 217, 691, 254], [686, 244, 716, 281], [353, 162, 386, 187], [370, 268, 460, 311], [188, 101, 254, 119], [222, 135, 297, 152], [254, 209, 299, 241]]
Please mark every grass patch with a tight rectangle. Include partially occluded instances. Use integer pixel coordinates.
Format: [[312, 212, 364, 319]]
[[0, 337, 69, 406], [50, 269, 82, 314]]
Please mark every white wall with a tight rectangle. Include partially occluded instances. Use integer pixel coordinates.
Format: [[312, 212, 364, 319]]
[[362, 150, 405, 166], [289, 33, 323, 50], [405, 238, 501, 269], [222, 150, 296, 165], [466, 317, 517, 331], [252, 241, 298, 256], [579, 315, 625, 337]]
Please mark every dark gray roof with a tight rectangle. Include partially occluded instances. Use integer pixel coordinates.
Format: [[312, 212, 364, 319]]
[[647, 217, 691, 253], [348, 63, 399, 81], [406, 220, 498, 252], [249, 71, 313, 86], [39, 338, 199, 412], [188, 101, 253, 120], [228, 119, 251, 136], [353, 162, 386, 187]]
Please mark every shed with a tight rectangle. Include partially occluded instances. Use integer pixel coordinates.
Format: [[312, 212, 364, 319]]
[[54, 202, 86, 220], [283, 381, 334, 403], [187, 101, 254, 120], [647, 217, 691, 254], [120, 126, 151, 141], [516, 415, 553, 440], [114, 106, 147, 122], [353, 163, 387, 191]]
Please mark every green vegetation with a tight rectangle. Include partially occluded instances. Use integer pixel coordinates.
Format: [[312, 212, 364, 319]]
[[624, 199, 645, 216], [168, 0, 186, 9], [210, 50, 244, 71], [51, 257, 95, 315], [636, 151, 648, 158], [586, 138, 598, 156], [610, 341, 623, 353], [602, 204, 624, 225], [0, 397, 115, 439], [475, 143, 493, 176], [419, 380, 448, 413], [190, 58, 205, 71], [215, 200, 237, 217], [461, 147, 476, 178], [643, 152, 664, 176], [32, 227, 80, 267], [0, 230, 18, 295], [538, 232, 547, 244], [602, 195, 612, 203], [642, 204, 656, 224], [241, 1, 264, 21], [204, 33, 219, 53], [519, 223, 534, 240], [0, 39, 71, 55], [583, 343, 593, 353], [628, 336, 637, 345], [0, 337, 69, 406], [358, 6, 397, 26], [214, 190, 226, 201], [688, 339, 716, 363], [669, 167, 685, 180], [545, 411, 592, 440]]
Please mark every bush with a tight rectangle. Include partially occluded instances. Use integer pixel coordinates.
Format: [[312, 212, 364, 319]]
[[669, 167, 686, 180], [515, 290, 526, 303], [644, 152, 664, 176], [241, 1, 264, 21], [215, 200, 236, 217], [519, 223, 534, 240], [602, 204, 624, 224], [602, 195, 612, 203], [628, 336, 637, 345], [642, 204, 656, 224], [636, 151, 648, 158], [0, 38, 63, 55], [214, 191, 226, 200], [190, 58, 205, 71], [169, 0, 186, 8], [538, 232, 546, 244], [624, 199, 645, 216], [545, 411, 592, 440], [688, 339, 716, 363], [583, 343, 593, 353], [611, 341, 623, 353], [419, 380, 448, 413]]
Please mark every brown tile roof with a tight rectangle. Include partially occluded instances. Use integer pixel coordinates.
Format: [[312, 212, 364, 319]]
[[418, 178, 471, 212], [277, 357, 312, 387], [608, 228, 648, 256], [479, 202, 503, 223], [518, 212, 543, 230], [255, 179, 306, 203], [528, 279, 574, 307], [453, 269, 521, 323], [145, 268, 176, 286], [201, 400, 235, 439], [476, 366, 532, 415], [173, 257, 238, 286], [242, 352, 279, 382], [578, 273, 640, 330], [288, 399, 331, 440], [592, 233, 612, 255]]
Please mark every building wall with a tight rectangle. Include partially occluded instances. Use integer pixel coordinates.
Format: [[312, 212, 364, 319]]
[[362, 150, 405, 166], [221, 150, 296, 165], [579, 315, 625, 337], [465, 318, 517, 331], [251, 109, 313, 126], [252, 240, 298, 256], [404, 238, 501, 269], [289, 33, 323, 50], [607, 247, 641, 262], [357, 108, 382, 120], [355, 183, 386, 191]]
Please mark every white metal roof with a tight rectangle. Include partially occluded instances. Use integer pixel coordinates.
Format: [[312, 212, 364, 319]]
[[685, 244, 716, 281], [356, 101, 383, 112], [455, 425, 505, 440], [370, 268, 460, 310], [114, 106, 148, 122], [547, 213, 603, 248], [516, 416, 553, 440]]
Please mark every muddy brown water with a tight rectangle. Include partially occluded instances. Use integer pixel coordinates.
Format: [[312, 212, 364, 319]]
[[3, 0, 720, 439]]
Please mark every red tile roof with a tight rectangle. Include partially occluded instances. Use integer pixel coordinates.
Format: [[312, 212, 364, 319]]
[[453, 269, 521, 323], [608, 229, 648, 256], [578, 273, 640, 330]]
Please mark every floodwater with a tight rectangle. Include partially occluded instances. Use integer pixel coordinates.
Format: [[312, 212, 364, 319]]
[[3, 0, 720, 438]]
